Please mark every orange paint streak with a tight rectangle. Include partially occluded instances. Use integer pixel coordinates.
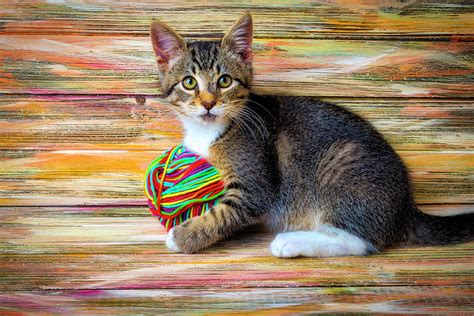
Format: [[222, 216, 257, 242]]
[[399, 106, 452, 118], [24, 151, 159, 178]]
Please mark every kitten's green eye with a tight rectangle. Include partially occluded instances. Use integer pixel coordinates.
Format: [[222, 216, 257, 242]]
[[182, 76, 197, 90], [218, 75, 233, 89]]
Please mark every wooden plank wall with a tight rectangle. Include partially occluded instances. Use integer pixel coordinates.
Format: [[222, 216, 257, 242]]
[[0, 1, 473, 313], [0, 0, 473, 207]]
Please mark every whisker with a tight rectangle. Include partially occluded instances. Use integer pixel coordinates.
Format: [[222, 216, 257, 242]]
[[224, 111, 257, 140], [224, 106, 269, 141], [241, 98, 276, 120]]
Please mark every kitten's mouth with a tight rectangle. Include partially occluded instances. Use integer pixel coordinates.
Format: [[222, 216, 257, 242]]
[[200, 113, 218, 123]]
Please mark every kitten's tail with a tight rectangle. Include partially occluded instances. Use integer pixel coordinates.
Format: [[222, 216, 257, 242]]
[[409, 209, 474, 246]]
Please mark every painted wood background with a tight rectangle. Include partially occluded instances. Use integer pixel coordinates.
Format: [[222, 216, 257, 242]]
[[0, 0, 473, 313]]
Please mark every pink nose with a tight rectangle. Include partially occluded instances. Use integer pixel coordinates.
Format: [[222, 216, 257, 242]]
[[202, 100, 216, 111]]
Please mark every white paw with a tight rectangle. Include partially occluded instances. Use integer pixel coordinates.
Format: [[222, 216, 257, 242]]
[[270, 232, 312, 258], [166, 228, 181, 253], [270, 228, 371, 258]]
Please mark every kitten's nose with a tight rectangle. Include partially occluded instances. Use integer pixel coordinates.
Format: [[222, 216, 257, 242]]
[[200, 92, 217, 111], [202, 100, 216, 111]]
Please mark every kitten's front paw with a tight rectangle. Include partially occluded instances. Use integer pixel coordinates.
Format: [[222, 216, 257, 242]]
[[166, 228, 182, 253], [167, 221, 210, 254]]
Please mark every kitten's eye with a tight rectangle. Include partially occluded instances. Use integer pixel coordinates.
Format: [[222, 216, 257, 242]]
[[182, 76, 197, 90], [218, 75, 233, 89]]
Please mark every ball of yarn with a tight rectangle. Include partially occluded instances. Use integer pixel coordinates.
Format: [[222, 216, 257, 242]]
[[144, 144, 226, 231]]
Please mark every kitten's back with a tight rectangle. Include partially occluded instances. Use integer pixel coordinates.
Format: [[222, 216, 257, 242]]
[[247, 94, 472, 248]]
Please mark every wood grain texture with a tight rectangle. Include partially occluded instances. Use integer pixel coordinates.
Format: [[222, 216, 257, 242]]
[[1, 36, 473, 97], [1, 1, 473, 39], [0, 95, 471, 206], [0, 149, 472, 206], [0, 96, 472, 151], [1, 287, 472, 314], [0, 206, 473, 313], [1, 0, 473, 313]]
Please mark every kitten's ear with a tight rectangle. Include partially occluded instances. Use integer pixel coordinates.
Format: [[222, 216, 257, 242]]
[[150, 20, 187, 71], [222, 13, 253, 64]]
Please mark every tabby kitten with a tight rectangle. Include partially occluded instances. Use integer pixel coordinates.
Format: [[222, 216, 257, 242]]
[[150, 14, 473, 257]]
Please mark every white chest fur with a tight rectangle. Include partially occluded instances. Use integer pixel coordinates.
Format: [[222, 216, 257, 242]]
[[181, 118, 227, 157]]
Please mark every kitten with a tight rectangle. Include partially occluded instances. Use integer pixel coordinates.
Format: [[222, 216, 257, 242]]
[[150, 14, 473, 257]]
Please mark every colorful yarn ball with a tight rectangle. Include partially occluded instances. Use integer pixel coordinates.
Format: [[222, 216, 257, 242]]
[[144, 144, 226, 231]]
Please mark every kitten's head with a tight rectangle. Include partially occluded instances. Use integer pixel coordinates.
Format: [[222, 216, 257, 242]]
[[150, 14, 253, 125]]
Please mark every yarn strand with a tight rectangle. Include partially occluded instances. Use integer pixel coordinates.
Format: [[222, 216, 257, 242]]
[[144, 144, 226, 231]]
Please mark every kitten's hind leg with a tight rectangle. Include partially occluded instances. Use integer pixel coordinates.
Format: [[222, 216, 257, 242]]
[[270, 225, 375, 258]]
